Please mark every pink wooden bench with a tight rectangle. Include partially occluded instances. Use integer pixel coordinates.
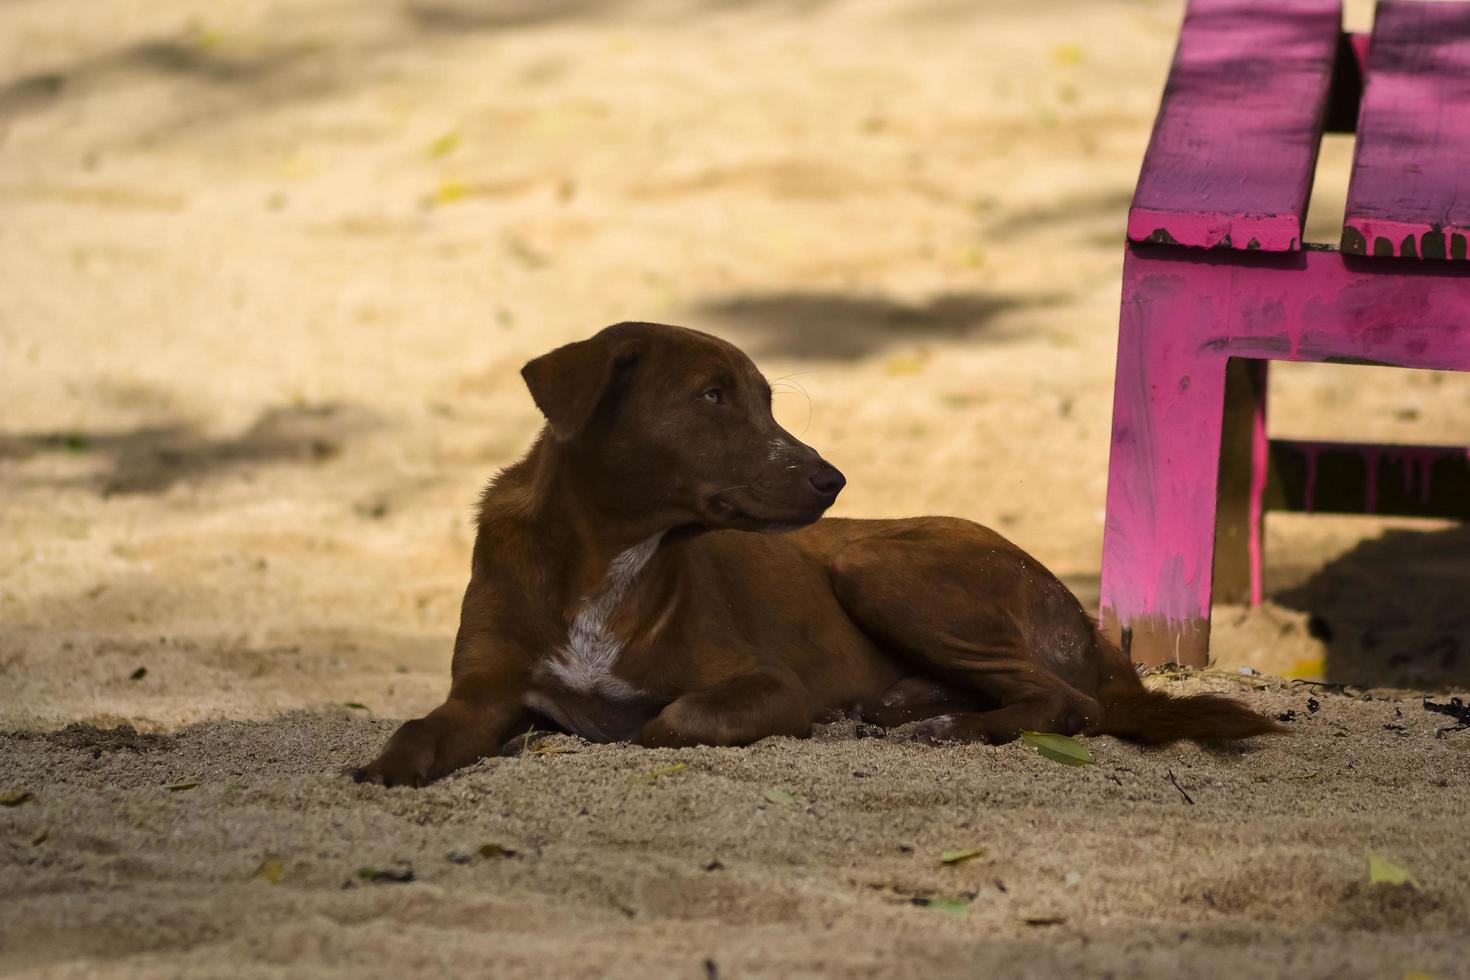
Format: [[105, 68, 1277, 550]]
[[1099, 0, 1470, 667]]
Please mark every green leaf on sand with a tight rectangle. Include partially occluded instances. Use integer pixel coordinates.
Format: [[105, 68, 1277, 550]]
[[344, 702, 369, 711], [1, 789, 33, 807], [478, 843, 517, 859], [1019, 731, 1094, 767], [918, 896, 971, 917], [763, 787, 799, 807], [167, 782, 199, 792], [939, 847, 986, 865], [1368, 851, 1418, 887]]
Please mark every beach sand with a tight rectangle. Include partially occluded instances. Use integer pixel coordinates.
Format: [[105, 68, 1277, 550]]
[[3, 0, 1468, 975]]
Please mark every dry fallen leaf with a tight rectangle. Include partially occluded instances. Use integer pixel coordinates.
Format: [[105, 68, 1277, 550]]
[[884, 351, 930, 376], [478, 843, 518, 859], [254, 856, 285, 884], [1286, 657, 1327, 680], [427, 131, 461, 158], [192, 27, 225, 51], [957, 245, 986, 269], [1051, 44, 1084, 67], [1368, 851, 1419, 887], [430, 181, 470, 206], [762, 787, 799, 807], [939, 848, 986, 866], [634, 762, 689, 784]]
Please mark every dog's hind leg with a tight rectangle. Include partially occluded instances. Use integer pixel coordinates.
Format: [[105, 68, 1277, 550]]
[[638, 665, 815, 748], [857, 676, 980, 728], [827, 518, 1103, 744]]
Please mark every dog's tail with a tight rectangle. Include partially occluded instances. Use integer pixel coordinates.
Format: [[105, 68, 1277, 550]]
[[1086, 633, 1287, 744]]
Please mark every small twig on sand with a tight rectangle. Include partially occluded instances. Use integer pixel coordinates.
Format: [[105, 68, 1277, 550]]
[[1166, 768, 1195, 805], [1423, 697, 1470, 739], [1423, 696, 1470, 724]]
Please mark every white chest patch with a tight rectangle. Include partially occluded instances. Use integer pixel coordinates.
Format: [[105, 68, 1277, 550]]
[[542, 533, 661, 697]]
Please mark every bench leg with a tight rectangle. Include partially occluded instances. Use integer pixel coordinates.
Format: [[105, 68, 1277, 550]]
[[1100, 249, 1232, 667], [1214, 358, 1269, 606]]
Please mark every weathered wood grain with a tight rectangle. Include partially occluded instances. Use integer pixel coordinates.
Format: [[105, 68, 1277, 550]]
[[1127, 0, 1342, 252], [1100, 245, 1470, 666], [1342, 0, 1470, 260]]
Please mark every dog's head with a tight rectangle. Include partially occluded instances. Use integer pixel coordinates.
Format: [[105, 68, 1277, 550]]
[[521, 322, 845, 531]]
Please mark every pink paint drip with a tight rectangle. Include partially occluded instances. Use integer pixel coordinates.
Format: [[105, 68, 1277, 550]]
[[1389, 447, 1439, 505], [1247, 373, 1269, 607], [1397, 449, 1414, 499], [1284, 293, 1304, 360], [1126, 0, 1340, 254], [1343, 2, 1470, 260]]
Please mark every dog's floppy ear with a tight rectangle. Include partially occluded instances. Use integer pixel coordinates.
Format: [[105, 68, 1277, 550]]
[[521, 333, 643, 440]]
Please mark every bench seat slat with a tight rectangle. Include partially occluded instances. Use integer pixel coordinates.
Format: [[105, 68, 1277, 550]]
[[1128, 0, 1342, 252], [1342, 0, 1470, 260]]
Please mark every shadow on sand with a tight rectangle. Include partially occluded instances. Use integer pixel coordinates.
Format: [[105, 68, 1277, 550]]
[[693, 288, 1062, 360], [0, 402, 377, 496], [1275, 523, 1470, 690]]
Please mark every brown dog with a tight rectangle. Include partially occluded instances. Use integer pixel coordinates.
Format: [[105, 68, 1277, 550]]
[[354, 322, 1280, 786]]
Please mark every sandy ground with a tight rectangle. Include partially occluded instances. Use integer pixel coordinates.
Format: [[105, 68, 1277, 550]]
[[2, 682, 1469, 979], [3, 0, 1469, 975]]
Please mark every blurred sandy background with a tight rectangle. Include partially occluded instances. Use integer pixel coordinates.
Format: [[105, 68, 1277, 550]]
[[2, 0, 1468, 976]]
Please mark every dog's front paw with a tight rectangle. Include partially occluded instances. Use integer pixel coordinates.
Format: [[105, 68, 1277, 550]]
[[351, 719, 437, 788], [908, 713, 1018, 746], [909, 714, 998, 745], [908, 714, 962, 745]]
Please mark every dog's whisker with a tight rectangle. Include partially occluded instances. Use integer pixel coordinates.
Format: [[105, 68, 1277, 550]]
[[769, 378, 814, 437]]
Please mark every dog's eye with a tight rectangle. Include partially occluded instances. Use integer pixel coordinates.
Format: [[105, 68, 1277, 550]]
[[699, 388, 723, 405]]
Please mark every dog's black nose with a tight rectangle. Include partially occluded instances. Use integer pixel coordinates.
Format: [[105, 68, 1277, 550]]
[[809, 462, 846, 498]]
